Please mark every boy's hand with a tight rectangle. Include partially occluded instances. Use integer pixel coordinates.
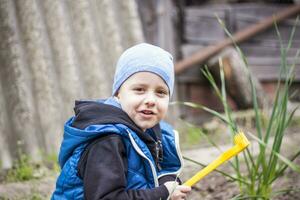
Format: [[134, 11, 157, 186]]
[[164, 181, 191, 200]]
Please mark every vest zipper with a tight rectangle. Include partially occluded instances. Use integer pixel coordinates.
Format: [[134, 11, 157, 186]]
[[127, 131, 159, 187], [155, 140, 163, 171], [157, 130, 183, 179]]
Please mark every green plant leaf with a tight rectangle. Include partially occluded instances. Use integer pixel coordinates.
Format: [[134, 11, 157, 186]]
[[247, 132, 300, 173]]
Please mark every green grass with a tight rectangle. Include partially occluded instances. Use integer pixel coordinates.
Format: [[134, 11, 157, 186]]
[[4, 144, 59, 183], [6, 152, 35, 182], [177, 16, 300, 199]]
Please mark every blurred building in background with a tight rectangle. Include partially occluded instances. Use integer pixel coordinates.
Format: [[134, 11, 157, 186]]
[[0, 0, 299, 168], [136, 0, 300, 123]]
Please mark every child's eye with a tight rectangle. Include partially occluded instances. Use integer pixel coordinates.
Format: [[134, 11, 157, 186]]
[[133, 87, 145, 93], [156, 89, 168, 97]]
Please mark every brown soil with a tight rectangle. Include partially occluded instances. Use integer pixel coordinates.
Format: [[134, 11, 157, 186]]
[[0, 129, 300, 199], [1, 161, 299, 200], [0, 176, 55, 199], [180, 128, 300, 200], [181, 158, 300, 200]]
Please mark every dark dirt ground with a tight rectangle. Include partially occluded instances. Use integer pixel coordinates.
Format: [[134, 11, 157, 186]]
[[180, 126, 300, 200], [180, 157, 300, 200], [0, 127, 300, 199]]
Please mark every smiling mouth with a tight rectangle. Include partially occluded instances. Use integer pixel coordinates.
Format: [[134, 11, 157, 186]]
[[140, 110, 155, 115]]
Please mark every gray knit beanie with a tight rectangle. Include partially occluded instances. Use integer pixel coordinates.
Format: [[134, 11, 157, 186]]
[[112, 43, 174, 96]]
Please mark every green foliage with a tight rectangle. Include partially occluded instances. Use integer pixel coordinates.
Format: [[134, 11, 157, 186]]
[[4, 143, 60, 182], [186, 126, 202, 145], [179, 16, 300, 199], [179, 125, 203, 148], [6, 152, 34, 182]]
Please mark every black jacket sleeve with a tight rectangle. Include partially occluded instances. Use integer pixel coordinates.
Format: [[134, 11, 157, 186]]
[[159, 174, 182, 185], [83, 134, 169, 200]]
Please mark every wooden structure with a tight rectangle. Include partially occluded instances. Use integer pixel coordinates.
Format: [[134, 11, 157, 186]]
[[176, 4, 300, 73], [176, 3, 300, 122]]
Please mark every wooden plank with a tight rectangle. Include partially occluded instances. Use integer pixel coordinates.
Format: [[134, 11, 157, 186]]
[[184, 3, 299, 44], [235, 16, 300, 41], [232, 3, 285, 18], [240, 39, 300, 48], [233, 4, 299, 41], [185, 5, 231, 16], [235, 13, 298, 25], [247, 56, 300, 65], [239, 43, 299, 57], [177, 66, 205, 83], [184, 8, 226, 43], [181, 44, 300, 82], [182, 44, 300, 64], [178, 45, 205, 83], [181, 44, 206, 58], [177, 63, 300, 82], [250, 65, 300, 81], [184, 16, 226, 43]]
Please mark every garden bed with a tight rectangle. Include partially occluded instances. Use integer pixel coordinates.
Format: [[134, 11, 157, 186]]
[[181, 158, 300, 200], [0, 126, 299, 199], [181, 126, 300, 200]]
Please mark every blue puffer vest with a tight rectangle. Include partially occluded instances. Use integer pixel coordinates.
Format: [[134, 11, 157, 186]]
[[51, 99, 183, 200]]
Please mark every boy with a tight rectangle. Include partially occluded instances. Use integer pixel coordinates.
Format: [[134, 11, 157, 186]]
[[52, 43, 191, 199]]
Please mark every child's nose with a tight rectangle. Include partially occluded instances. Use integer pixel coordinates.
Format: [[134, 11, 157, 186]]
[[144, 92, 156, 106]]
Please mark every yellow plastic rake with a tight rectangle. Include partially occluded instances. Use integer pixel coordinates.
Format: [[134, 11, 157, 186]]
[[184, 131, 250, 187]]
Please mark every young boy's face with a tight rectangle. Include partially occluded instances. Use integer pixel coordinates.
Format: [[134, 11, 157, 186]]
[[116, 72, 170, 132]]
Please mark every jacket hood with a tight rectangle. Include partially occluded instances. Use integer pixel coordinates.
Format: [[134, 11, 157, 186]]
[[58, 97, 162, 168]]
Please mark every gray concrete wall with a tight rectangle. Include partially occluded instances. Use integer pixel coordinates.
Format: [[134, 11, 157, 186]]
[[0, 0, 144, 168]]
